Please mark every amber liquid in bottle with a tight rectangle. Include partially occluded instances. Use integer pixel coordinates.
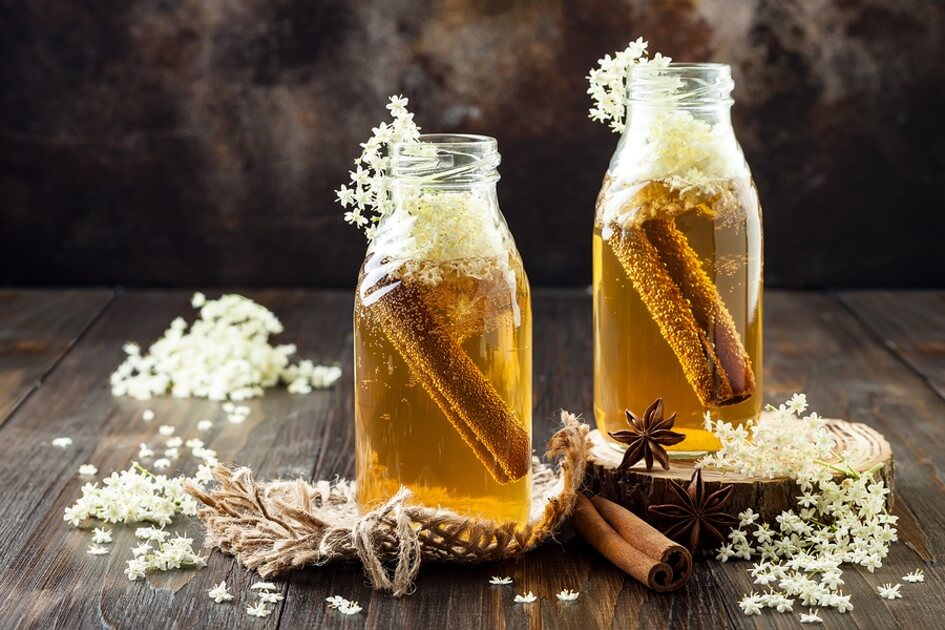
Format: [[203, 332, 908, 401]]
[[593, 180, 763, 452], [354, 256, 532, 525]]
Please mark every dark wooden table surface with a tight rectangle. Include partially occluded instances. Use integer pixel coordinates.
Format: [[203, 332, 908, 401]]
[[0, 288, 943, 629]]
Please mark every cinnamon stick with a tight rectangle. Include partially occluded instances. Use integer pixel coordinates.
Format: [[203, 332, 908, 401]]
[[367, 278, 530, 484], [571, 494, 692, 592], [644, 219, 755, 403], [609, 225, 736, 407]]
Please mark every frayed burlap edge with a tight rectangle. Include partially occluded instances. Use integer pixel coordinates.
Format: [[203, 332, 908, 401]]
[[185, 411, 590, 596]]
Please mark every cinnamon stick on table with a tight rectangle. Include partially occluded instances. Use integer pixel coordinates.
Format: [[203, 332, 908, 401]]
[[366, 279, 530, 484], [571, 495, 692, 592]]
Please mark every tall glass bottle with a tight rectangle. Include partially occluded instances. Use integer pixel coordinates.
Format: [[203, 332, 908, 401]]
[[593, 64, 763, 453], [354, 134, 532, 525]]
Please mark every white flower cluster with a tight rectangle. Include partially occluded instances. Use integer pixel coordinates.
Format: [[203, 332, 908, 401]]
[[703, 395, 901, 621], [336, 95, 421, 241], [110, 293, 341, 401], [124, 530, 206, 581], [489, 576, 513, 585], [63, 463, 201, 527], [514, 592, 537, 604], [587, 37, 670, 134], [700, 394, 837, 480], [556, 589, 580, 602], [243, 581, 284, 618], [208, 581, 234, 603], [326, 595, 362, 615]]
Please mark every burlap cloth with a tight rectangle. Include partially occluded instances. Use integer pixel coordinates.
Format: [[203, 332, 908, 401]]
[[186, 412, 590, 596]]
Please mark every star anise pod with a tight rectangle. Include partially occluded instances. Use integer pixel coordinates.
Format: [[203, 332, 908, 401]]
[[609, 398, 685, 471], [647, 468, 738, 551]]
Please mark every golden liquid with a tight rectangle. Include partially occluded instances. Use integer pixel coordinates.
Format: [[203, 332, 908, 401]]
[[593, 180, 763, 452], [354, 256, 532, 525]]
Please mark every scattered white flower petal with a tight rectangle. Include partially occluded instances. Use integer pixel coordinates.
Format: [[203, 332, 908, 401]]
[[800, 610, 823, 624], [197, 419, 213, 431], [877, 583, 902, 600], [514, 592, 537, 604], [78, 464, 98, 477], [138, 443, 154, 458], [52, 437, 73, 448], [902, 569, 924, 583], [158, 425, 175, 436], [142, 409, 155, 421], [246, 602, 271, 618], [208, 581, 234, 603], [556, 589, 580, 602], [489, 576, 513, 585], [185, 438, 204, 449], [87, 544, 109, 556], [91, 527, 112, 544], [251, 581, 278, 591], [326, 595, 362, 615], [258, 591, 285, 604], [152, 458, 171, 470], [165, 436, 183, 448]]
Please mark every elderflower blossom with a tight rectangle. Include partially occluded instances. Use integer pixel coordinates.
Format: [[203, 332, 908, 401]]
[[336, 95, 421, 240], [197, 419, 213, 431], [52, 437, 73, 448], [877, 583, 902, 600], [245, 602, 271, 618], [489, 576, 513, 585], [587, 37, 670, 134], [124, 535, 206, 581], [209, 581, 234, 603], [92, 527, 112, 544], [514, 592, 537, 604], [903, 569, 925, 583], [799, 610, 823, 623], [110, 294, 340, 401], [87, 544, 109, 556], [142, 409, 155, 421], [706, 395, 899, 620], [78, 464, 98, 477], [556, 589, 580, 602], [63, 463, 200, 527], [326, 595, 362, 615]]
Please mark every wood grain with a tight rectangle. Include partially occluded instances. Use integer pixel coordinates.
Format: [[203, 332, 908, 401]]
[[0, 289, 113, 424], [0, 289, 942, 629]]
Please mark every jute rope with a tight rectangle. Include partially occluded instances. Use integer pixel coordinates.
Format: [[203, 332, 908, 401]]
[[186, 412, 590, 596]]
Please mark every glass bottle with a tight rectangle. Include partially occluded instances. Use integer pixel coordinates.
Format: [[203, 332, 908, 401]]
[[593, 63, 763, 453], [354, 134, 532, 525]]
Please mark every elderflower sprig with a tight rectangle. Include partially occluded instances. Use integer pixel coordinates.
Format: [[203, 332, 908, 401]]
[[704, 395, 899, 621], [587, 37, 671, 133], [336, 95, 421, 239], [110, 293, 341, 401]]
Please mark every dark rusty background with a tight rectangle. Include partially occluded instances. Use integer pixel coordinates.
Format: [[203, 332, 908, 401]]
[[2, 0, 944, 288]]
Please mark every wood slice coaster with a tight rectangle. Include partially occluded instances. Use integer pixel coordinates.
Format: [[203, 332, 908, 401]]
[[584, 417, 894, 524]]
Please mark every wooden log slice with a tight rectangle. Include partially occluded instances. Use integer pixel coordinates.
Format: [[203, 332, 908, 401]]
[[584, 417, 894, 525]]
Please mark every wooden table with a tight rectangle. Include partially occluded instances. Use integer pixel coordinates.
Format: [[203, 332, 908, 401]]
[[0, 288, 942, 629]]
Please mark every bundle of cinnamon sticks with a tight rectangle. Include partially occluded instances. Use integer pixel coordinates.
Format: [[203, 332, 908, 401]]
[[571, 495, 692, 592]]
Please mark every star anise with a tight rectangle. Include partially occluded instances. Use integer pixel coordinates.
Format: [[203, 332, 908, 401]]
[[647, 468, 738, 551], [609, 398, 685, 472]]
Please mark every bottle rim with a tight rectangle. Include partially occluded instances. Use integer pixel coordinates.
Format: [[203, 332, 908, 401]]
[[628, 62, 734, 107], [391, 133, 501, 186]]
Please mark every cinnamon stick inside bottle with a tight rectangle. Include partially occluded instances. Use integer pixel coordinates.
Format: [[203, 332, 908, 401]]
[[644, 219, 754, 402], [606, 186, 755, 406], [367, 278, 530, 484], [609, 225, 736, 407], [571, 495, 692, 592]]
